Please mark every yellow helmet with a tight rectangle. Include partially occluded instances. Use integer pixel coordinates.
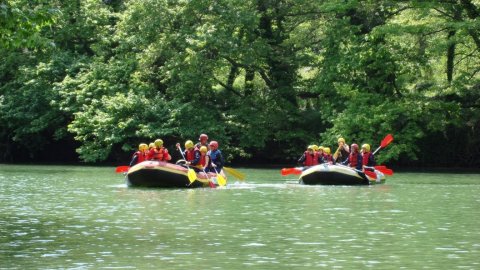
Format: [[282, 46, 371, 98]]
[[185, 140, 194, 149], [149, 142, 155, 149], [318, 146, 324, 152], [312, 145, 319, 151], [139, 143, 148, 151], [154, 139, 163, 147], [307, 145, 314, 151], [338, 138, 345, 144], [362, 144, 371, 152], [200, 146, 208, 153], [324, 147, 331, 154]]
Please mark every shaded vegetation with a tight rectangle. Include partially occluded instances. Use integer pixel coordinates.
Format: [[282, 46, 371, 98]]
[[1, 0, 479, 167]]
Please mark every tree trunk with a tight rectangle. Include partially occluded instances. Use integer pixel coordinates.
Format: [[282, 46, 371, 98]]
[[226, 65, 238, 91], [446, 30, 456, 83], [244, 68, 255, 96], [446, 6, 462, 83], [256, 0, 297, 107]]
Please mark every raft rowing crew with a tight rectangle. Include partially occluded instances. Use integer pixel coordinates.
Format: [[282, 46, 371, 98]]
[[298, 138, 376, 172], [125, 133, 393, 187], [129, 133, 224, 174]]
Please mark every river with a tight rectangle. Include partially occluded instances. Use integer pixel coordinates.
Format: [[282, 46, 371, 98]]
[[1, 164, 479, 269]]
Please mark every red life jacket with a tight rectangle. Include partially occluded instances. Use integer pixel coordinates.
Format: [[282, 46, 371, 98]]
[[137, 151, 147, 163], [349, 152, 359, 167], [362, 152, 372, 166], [134, 151, 147, 163], [199, 154, 207, 167], [151, 147, 169, 161], [185, 149, 195, 161], [303, 151, 319, 166]]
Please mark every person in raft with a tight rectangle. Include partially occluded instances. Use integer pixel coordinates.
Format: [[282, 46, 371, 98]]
[[333, 137, 350, 164], [323, 147, 334, 164], [207, 141, 224, 173], [361, 143, 376, 170], [176, 140, 205, 172], [148, 142, 155, 152], [195, 146, 209, 171], [342, 143, 362, 171], [176, 140, 196, 162], [148, 139, 171, 162], [298, 145, 320, 167], [129, 143, 148, 167], [195, 133, 209, 151], [316, 146, 328, 164]]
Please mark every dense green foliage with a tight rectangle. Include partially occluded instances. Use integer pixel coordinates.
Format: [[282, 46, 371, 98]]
[[1, 0, 479, 167]]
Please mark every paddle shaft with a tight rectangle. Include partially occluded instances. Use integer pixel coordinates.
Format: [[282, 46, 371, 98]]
[[176, 145, 197, 183], [372, 146, 382, 155], [201, 168, 216, 188]]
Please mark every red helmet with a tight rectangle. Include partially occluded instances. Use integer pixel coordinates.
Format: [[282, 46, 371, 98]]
[[199, 134, 208, 141], [209, 141, 218, 150], [351, 143, 359, 152]]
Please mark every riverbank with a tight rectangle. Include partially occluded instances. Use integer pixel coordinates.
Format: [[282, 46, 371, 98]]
[[1, 161, 480, 174]]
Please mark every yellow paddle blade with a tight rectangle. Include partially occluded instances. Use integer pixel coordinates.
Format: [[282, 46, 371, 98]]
[[217, 173, 226, 186], [223, 166, 245, 181], [187, 168, 197, 183]]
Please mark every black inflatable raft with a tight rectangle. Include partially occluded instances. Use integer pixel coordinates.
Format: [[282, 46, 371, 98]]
[[299, 164, 384, 185], [126, 160, 223, 188]]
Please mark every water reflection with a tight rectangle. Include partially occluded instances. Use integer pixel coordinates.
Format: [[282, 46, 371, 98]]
[[1, 165, 480, 269]]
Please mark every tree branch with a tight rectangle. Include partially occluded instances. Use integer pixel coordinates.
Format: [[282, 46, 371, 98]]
[[221, 55, 275, 89], [258, 69, 275, 89], [213, 76, 242, 97], [422, 27, 450, 36], [454, 48, 479, 66], [432, 7, 456, 19], [386, 6, 413, 18], [468, 66, 480, 80]]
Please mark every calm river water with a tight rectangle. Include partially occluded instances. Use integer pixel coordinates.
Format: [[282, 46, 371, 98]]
[[1, 164, 479, 269]]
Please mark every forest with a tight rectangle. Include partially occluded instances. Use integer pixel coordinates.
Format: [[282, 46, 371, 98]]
[[1, 0, 479, 167]]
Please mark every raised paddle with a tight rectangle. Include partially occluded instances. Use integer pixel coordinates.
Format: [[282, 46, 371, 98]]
[[223, 166, 245, 181], [176, 145, 197, 183], [372, 134, 394, 155], [115, 166, 129, 173]]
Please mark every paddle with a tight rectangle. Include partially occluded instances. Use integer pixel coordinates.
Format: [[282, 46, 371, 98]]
[[223, 166, 245, 181], [280, 167, 303, 176], [115, 166, 129, 173], [363, 170, 377, 179], [176, 145, 197, 183], [213, 166, 227, 186], [372, 134, 394, 155], [373, 165, 394, 176], [200, 167, 216, 188], [365, 165, 393, 175]]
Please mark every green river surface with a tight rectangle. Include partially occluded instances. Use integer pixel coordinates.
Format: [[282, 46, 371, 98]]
[[1, 164, 479, 269]]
